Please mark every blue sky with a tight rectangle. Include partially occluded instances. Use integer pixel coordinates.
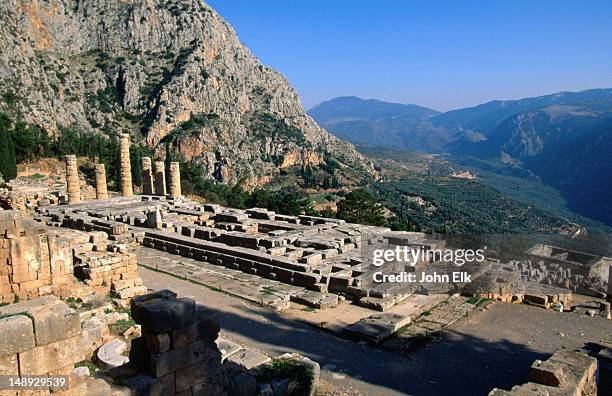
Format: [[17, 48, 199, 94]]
[[206, 0, 612, 111]]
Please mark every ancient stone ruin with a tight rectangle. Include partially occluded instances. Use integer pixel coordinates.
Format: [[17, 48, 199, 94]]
[[0, 136, 609, 395], [0, 209, 143, 306], [112, 290, 229, 394], [489, 350, 598, 395]]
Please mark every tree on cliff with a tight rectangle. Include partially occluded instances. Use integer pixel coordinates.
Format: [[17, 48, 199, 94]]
[[0, 113, 17, 180], [336, 188, 387, 226]]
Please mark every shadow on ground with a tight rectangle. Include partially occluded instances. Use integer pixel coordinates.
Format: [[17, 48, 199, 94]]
[[205, 302, 548, 396]]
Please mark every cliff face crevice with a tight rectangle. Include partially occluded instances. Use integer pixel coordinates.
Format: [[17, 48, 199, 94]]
[[0, 0, 373, 184]]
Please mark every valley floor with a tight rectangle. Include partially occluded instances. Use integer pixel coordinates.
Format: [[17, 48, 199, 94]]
[[139, 267, 611, 396]]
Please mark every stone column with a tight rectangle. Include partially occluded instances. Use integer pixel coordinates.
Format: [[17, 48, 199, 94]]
[[119, 134, 133, 197], [154, 161, 166, 196], [607, 267, 612, 303], [141, 157, 154, 195], [65, 155, 80, 203], [95, 164, 108, 200], [168, 162, 181, 199]]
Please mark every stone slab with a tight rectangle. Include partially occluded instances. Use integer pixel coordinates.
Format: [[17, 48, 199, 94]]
[[0, 314, 35, 356], [19, 334, 85, 375], [216, 337, 243, 361], [226, 349, 271, 370]]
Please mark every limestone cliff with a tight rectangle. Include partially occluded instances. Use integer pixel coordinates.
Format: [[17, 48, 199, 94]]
[[0, 0, 373, 185]]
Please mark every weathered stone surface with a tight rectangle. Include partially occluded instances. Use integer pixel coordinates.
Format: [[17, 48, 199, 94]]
[[95, 164, 108, 200], [0, 296, 80, 346], [65, 155, 80, 204], [490, 350, 598, 396], [154, 161, 167, 196], [216, 337, 243, 361], [131, 293, 196, 334], [121, 374, 160, 395], [0, 353, 18, 375], [141, 157, 154, 196], [226, 349, 271, 370], [345, 313, 411, 343], [172, 311, 221, 349], [119, 134, 133, 197], [0, 314, 35, 356], [144, 332, 171, 353], [528, 350, 597, 389], [97, 339, 129, 369], [290, 291, 338, 309], [131, 337, 221, 378], [19, 334, 85, 375], [168, 162, 182, 199]]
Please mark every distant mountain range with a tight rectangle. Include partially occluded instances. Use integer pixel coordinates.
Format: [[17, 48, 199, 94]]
[[309, 89, 612, 225], [308, 97, 444, 152]]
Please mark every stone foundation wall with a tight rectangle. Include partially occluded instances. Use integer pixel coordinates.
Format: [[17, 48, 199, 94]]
[[74, 245, 146, 306], [0, 295, 107, 391], [1, 210, 144, 305], [0, 210, 74, 303], [489, 350, 598, 395]]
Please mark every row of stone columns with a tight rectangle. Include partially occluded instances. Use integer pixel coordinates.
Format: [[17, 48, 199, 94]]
[[141, 158, 181, 198], [64, 135, 182, 203]]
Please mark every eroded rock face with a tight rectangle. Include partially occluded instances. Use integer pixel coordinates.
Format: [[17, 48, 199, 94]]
[[0, 0, 372, 184]]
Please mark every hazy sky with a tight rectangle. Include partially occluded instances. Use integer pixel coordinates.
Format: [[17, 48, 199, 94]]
[[206, 0, 612, 112]]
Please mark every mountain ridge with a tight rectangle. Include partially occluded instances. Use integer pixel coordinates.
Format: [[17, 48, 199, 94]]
[[0, 0, 374, 188], [309, 90, 612, 225]]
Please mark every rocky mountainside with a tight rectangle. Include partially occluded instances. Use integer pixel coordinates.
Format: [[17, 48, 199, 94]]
[[0, 0, 373, 187]]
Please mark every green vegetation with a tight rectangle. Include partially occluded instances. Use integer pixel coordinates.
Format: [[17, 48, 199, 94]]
[[246, 111, 306, 146], [108, 308, 136, 335], [374, 173, 578, 234], [75, 359, 100, 374], [260, 287, 278, 295], [160, 113, 221, 144], [336, 188, 387, 226], [28, 173, 46, 180], [179, 159, 317, 216], [256, 358, 315, 395], [0, 113, 17, 180], [0, 112, 152, 190]]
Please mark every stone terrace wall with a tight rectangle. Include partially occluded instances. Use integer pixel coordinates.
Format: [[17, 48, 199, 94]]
[[0, 295, 108, 392]]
